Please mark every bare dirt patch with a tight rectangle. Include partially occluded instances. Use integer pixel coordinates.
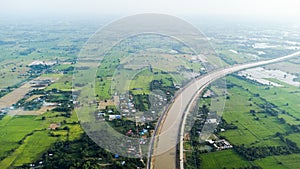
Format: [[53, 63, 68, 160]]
[[8, 106, 55, 116], [0, 77, 58, 109]]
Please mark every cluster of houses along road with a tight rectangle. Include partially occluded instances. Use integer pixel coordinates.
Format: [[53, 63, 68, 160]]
[[95, 92, 170, 158]]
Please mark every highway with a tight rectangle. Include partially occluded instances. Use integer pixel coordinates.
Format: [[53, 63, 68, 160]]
[[149, 51, 300, 169]]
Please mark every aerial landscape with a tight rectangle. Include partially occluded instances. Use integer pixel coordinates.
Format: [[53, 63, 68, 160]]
[[0, 0, 300, 169]]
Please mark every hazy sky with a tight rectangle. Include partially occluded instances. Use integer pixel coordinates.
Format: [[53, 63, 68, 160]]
[[1, 0, 300, 19]]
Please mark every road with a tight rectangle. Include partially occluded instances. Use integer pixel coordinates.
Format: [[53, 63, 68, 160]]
[[149, 51, 300, 169]]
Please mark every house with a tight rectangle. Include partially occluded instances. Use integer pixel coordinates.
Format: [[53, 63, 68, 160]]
[[206, 139, 215, 144], [203, 90, 214, 98], [29, 60, 56, 67], [213, 139, 233, 150], [0, 110, 7, 116], [44, 101, 58, 107], [97, 112, 105, 116], [49, 123, 61, 130], [126, 130, 133, 135], [123, 109, 130, 113], [109, 115, 122, 121], [207, 118, 217, 124]]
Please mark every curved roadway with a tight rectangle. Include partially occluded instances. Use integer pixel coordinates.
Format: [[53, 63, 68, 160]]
[[150, 51, 300, 169]]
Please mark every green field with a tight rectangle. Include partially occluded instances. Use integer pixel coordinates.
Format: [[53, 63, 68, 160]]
[[46, 75, 73, 91], [0, 116, 46, 168], [2, 16, 300, 168], [286, 133, 300, 148], [254, 154, 300, 169], [220, 85, 289, 146], [0, 110, 82, 168], [227, 75, 300, 119], [7, 131, 57, 167], [200, 149, 254, 169], [187, 74, 300, 169]]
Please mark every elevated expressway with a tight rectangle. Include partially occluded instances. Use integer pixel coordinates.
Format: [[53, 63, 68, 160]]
[[149, 51, 300, 169]]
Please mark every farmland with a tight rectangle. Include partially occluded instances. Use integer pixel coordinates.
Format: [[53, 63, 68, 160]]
[[93, 34, 205, 99], [1, 14, 300, 169], [0, 21, 207, 168], [197, 150, 252, 169], [0, 108, 84, 168], [0, 18, 98, 168], [184, 69, 300, 169], [77, 33, 209, 160]]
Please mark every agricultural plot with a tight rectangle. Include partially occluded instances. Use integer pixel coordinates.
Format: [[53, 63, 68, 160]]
[[45, 75, 73, 92], [221, 111, 288, 146], [0, 83, 33, 109], [0, 110, 82, 168], [0, 19, 116, 168], [8, 106, 55, 116], [219, 84, 289, 147], [0, 66, 81, 168], [254, 154, 300, 169], [199, 149, 253, 169], [266, 60, 300, 74], [238, 67, 299, 87], [0, 116, 43, 159], [217, 49, 258, 65], [186, 72, 300, 169], [1, 15, 300, 168], [94, 34, 205, 97], [82, 34, 208, 160], [286, 133, 300, 149], [227, 75, 300, 121], [4, 131, 57, 167], [0, 77, 58, 109]]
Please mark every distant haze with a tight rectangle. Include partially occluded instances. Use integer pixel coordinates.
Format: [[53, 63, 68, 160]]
[[1, 0, 300, 21]]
